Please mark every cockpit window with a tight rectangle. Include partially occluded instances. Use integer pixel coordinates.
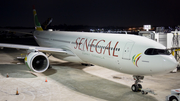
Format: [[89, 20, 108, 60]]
[[145, 48, 171, 55]]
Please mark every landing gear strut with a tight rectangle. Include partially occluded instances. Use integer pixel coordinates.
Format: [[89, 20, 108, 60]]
[[131, 75, 144, 92]]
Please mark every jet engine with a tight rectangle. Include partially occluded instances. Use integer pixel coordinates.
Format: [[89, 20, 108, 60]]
[[25, 51, 49, 73]]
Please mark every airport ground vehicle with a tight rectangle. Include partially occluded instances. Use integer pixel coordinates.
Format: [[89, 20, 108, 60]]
[[166, 89, 180, 101]]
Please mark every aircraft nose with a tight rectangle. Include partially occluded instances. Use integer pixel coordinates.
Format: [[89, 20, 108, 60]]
[[162, 55, 178, 71]]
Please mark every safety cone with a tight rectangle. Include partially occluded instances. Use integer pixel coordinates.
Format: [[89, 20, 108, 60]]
[[16, 88, 19, 95], [6, 73, 9, 78], [45, 78, 48, 82]]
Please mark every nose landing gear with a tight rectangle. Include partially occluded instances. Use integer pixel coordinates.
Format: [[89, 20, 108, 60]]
[[131, 76, 144, 92]]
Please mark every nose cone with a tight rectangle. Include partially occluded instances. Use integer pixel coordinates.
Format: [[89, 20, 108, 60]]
[[163, 55, 178, 72]]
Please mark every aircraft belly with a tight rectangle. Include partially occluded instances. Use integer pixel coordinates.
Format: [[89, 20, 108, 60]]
[[52, 53, 84, 63]]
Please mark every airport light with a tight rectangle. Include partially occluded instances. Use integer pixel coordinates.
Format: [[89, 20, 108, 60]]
[[143, 25, 151, 31]]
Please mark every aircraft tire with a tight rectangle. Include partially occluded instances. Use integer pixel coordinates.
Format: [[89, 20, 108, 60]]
[[169, 96, 178, 101], [138, 84, 142, 91], [142, 91, 145, 94], [131, 84, 138, 92]]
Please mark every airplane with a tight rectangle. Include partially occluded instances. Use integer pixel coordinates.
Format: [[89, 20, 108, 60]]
[[0, 7, 178, 92]]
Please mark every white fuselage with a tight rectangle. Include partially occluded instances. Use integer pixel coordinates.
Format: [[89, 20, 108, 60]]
[[33, 31, 178, 76]]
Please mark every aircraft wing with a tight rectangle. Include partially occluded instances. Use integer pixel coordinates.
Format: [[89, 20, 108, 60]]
[[0, 29, 32, 35], [0, 43, 74, 55], [10, 31, 32, 35]]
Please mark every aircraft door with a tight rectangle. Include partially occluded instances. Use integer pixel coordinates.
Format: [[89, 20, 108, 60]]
[[122, 42, 134, 60]]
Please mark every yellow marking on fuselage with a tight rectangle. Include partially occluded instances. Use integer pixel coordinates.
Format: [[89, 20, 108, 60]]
[[35, 27, 43, 31], [134, 53, 142, 61]]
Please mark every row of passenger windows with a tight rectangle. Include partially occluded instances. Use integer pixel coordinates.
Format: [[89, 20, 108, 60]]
[[37, 36, 71, 43], [145, 48, 171, 55], [73, 42, 121, 51]]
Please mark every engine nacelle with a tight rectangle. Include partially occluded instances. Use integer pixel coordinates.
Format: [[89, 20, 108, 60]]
[[25, 51, 49, 73]]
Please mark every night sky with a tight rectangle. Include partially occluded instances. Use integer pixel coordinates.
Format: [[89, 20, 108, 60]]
[[1, 0, 180, 27]]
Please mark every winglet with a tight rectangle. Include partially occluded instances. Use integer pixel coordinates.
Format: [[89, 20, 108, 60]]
[[33, 6, 43, 31]]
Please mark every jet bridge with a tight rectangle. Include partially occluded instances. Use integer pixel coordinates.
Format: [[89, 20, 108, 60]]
[[138, 31, 155, 40]]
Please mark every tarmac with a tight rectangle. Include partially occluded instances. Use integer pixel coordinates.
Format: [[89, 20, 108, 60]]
[[0, 48, 180, 101]]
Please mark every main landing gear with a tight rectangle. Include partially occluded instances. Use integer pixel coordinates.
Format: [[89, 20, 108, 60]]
[[131, 75, 144, 92]]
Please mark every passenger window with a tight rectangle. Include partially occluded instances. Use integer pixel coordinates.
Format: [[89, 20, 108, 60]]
[[145, 48, 171, 55]]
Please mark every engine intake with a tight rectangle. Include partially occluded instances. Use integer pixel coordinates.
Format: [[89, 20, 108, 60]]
[[25, 51, 49, 73]]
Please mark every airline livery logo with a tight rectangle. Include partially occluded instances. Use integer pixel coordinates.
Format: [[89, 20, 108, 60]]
[[132, 53, 142, 67], [33, 9, 43, 31]]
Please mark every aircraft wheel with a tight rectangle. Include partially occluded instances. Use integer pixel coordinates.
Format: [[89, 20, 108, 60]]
[[141, 91, 148, 95], [138, 84, 142, 91], [142, 91, 145, 94], [131, 84, 138, 92], [169, 96, 178, 101]]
